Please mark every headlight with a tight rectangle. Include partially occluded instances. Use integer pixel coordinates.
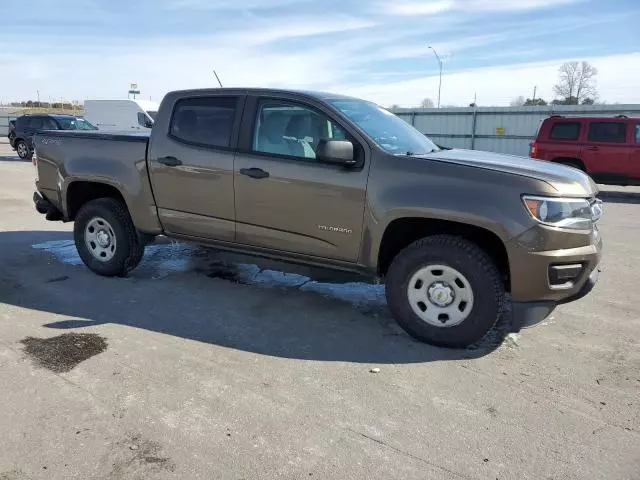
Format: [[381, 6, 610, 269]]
[[523, 195, 601, 230]]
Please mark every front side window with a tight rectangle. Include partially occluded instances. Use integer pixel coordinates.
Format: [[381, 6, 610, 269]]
[[137, 112, 153, 128], [588, 122, 626, 143], [56, 117, 98, 130], [329, 99, 440, 155], [253, 100, 347, 160], [170, 96, 237, 148], [549, 122, 580, 140]]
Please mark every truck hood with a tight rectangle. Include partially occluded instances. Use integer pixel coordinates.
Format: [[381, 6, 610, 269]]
[[423, 148, 598, 197]]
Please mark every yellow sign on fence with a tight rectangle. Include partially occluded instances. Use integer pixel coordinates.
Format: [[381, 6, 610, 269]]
[[495, 127, 505, 135]]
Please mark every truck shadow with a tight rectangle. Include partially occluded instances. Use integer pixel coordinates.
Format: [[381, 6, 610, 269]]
[[0, 155, 27, 162], [1, 230, 509, 364]]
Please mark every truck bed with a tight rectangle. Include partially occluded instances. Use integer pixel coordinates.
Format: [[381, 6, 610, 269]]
[[33, 129, 160, 233]]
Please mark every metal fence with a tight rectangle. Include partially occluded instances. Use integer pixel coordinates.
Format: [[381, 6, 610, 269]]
[[3, 104, 640, 154], [0, 115, 13, 137], [394, 104, 640, 157]]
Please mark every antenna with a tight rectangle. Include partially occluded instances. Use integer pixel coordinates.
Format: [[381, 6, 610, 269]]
[[213, 70, 223, 88]]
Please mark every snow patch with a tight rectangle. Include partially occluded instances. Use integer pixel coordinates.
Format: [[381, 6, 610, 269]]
[[32, 239, 387, 311]]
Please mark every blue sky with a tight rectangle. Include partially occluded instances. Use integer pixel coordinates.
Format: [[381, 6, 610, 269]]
[[2, 0, 639, 106]]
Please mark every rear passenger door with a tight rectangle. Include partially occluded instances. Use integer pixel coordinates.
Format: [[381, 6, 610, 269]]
[[543, 120, 582, 160], [582, 121, 631, 183], [147, 95, 243, 241], [25, 117, 44, 148]]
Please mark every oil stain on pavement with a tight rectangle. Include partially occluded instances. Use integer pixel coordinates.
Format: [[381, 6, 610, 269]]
[[107, 433, 175, 478], [20, 333, 108, 373]]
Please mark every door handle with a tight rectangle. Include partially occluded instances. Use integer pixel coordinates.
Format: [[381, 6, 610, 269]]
[[586, 146, 599, 151], [240, 167, 269, 179], [158, 156, 182, 167]]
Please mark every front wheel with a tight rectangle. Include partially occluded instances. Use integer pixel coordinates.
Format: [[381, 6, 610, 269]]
[[74, 198, 145, 277], [385, 235, 505, 348]]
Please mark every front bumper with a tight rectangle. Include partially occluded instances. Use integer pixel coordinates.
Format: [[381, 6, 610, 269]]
[[511, 265, 600, 330], [507, 222, 602, 330], [507, 223, 602, 303]]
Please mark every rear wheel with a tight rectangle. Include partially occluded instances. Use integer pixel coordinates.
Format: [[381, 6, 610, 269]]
[[15, 140, 31, 160], [385, 235, 505, 348], [74, 198, 144, 277]]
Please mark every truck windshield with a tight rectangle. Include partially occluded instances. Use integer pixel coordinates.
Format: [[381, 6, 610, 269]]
[[57, 118, 98, 130], [329, 99, 440, 155]]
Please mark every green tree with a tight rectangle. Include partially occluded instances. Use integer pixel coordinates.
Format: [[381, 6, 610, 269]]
[[524, 98, 547, 106]]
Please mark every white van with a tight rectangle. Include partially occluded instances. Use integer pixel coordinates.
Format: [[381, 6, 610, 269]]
[[83, 99, 160, 131]]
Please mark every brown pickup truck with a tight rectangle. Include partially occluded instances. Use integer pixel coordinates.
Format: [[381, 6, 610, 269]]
[[33, 88, 603, 348]]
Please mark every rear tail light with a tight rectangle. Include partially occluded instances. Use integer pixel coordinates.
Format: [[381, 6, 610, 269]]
[[529, 141, 539, 159]]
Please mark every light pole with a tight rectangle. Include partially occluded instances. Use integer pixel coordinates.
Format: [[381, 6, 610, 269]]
[[428, 45, 443, 108]]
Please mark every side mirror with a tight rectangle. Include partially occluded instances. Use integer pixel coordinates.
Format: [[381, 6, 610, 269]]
[[316, 139, 356, 166]]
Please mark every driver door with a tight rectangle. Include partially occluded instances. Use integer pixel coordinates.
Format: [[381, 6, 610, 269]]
[[234, 97, 370, 262]]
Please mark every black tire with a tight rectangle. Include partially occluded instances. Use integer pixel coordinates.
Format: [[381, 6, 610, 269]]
[[74, 198, 145, 277], [385, 235, 505, 348], [15, 140, 31, 160]]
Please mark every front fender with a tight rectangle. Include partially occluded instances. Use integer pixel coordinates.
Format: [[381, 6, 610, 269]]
[[360, 155, 541, 269]]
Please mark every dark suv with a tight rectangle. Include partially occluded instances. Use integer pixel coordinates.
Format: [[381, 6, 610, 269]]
[[12, 114, 97, 160]]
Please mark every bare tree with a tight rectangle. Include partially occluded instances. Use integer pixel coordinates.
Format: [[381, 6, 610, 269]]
[[553, 61, 598, 105], [420, 98, 435, 108], [509, 96, 525, 107]]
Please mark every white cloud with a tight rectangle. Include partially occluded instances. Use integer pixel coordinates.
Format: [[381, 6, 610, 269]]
[[385, 0, 583, 15], [163, 0, 314, 10], [334, 53, 640, 107]]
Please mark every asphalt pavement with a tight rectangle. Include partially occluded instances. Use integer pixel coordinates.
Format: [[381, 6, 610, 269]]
[[0, 140, 638, 479]]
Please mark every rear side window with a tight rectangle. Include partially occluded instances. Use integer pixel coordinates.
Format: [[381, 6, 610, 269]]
[[635, 125, 640, 144], [549, 122, 580, 140], [170, 96, 237, 148], [588, 122, 626, 143], [29, 117, 44, 129], [42, 117, 59, 129]]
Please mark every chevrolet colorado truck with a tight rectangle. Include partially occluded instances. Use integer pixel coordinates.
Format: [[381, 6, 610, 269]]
[[32, 88, 603, 348]]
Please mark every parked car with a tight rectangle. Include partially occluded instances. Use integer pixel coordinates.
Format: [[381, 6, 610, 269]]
[[32, 88, 602, 348], [12, 114, 97, 160], [530, 115, 640, 185], [83, 99, 159, 131], [8, 119, 16, 147]]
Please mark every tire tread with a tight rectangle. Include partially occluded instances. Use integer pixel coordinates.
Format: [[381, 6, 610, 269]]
[[385, 234, 505, 348], [74, 198, 144, 277]]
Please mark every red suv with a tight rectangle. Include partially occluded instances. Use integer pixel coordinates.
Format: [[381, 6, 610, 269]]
[[530, 115, 640, 185]]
